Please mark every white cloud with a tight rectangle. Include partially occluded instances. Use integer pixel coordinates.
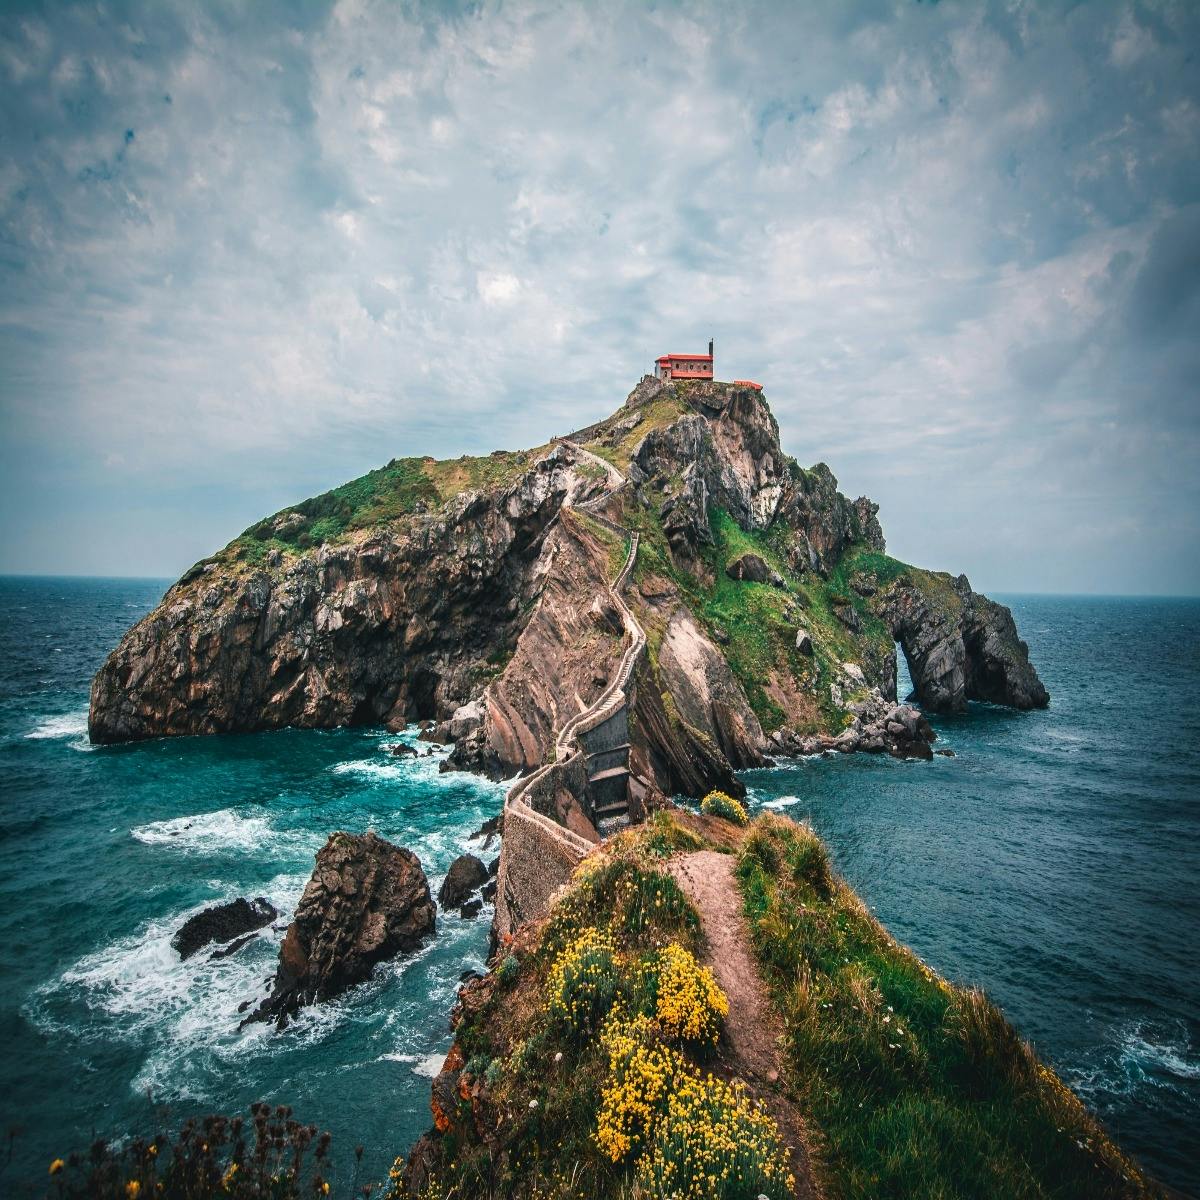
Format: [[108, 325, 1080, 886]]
[[0, 0, 1197, 591]]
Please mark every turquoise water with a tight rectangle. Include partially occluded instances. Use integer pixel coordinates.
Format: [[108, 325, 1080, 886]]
[[1, 579, 1197, 1194]]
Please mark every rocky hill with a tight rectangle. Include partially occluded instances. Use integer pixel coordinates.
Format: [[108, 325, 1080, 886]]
[[90, 376, 1046, 808]]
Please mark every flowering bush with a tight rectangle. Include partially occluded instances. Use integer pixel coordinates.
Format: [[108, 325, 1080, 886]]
[[635, 1072, 795, 1200], [654, 943, 729, 1046], [594, 1016, 686, 1162], [700, 790, 749, 827], [546, 927, 621, 1036]]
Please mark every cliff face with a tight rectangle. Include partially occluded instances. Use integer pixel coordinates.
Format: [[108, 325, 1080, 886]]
[[90, 376, 1048, 800]]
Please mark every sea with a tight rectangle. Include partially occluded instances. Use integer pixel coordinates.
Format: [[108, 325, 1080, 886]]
[[0, 577, 1197, 1195]]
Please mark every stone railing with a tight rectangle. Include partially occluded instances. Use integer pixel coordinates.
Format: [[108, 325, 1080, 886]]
[[494, 441, 647, 937]]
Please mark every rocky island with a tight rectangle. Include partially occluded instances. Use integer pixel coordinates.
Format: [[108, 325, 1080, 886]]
[[89, 375, 1045, 777], [79, 376, 1156, 1200]]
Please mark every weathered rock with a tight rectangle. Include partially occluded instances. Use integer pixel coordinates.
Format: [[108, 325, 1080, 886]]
[[459, 898, 483, 919], [794, 629, 813, 655], [388, 742, 418, 757], [439, 854, 489, 910], [172, 897, 278, 960], [245, 831, 435, 1029], [725, 552, 783, 587], [873, 573, 1049, 713]]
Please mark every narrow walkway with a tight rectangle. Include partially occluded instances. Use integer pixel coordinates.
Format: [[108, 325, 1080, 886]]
[[669, 850, 818, 1199]]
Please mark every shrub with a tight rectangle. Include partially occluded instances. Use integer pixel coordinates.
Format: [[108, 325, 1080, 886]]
[[634, 1072, 795, 1200], [700, 790, 749, 827], [594, 1016, 686, 1162], [496, 952, 520, 987], [653, 943, 728, 1046], [784, 821, 834, 898], [546, 928, 621, 1037]]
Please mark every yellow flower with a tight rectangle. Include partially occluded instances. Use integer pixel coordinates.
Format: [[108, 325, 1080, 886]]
[[49, 1159, 65, 1176], [654, 943, 728, 1045], [321, 1183, 331, 1195], [125, 1183, 141, 1199]]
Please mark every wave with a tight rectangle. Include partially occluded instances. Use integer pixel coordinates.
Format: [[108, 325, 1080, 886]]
[[25, 711, 89, 740], [131, 808, 281, 855], [1068, 1017, 1199, 1102]]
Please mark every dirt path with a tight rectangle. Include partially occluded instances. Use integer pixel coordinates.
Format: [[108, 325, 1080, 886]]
[[669, 849, 818, 1199]]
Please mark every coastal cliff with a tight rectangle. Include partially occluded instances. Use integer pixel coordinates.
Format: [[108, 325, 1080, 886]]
[[90, 377, 1047, 806]]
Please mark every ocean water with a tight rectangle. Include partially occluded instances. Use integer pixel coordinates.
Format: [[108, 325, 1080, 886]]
[[0, 580, 1197, 1195]]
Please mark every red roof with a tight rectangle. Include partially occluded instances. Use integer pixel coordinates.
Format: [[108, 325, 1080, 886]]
[[732, 379, 763, 390], [657, 353, 712, 362]]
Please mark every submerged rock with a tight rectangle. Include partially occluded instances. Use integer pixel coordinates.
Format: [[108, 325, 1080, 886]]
[[245, 831, 435, 1030], [172, 897, 278, 961], [438, 854, 489, 910]]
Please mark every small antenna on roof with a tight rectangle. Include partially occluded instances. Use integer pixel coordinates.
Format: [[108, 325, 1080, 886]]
[[708, 337, 714, 358]]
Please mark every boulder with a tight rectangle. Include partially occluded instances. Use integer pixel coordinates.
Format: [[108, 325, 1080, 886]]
[[447, 699, 485, 741], [794, 629, 813, 656], [726, 552, 784, 588], [244, 831, 435, 1029], [459, 898, 483, 919], [438, 854, 489, 909], [388, 742, 418, 758], [172, 897, 278, 961]]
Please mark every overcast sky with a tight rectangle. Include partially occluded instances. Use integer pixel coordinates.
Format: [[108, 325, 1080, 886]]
[[1, 1, 1197, 594]]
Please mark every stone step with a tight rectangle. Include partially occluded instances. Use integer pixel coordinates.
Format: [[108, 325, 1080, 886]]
[[585, 742, 631, 758], [593, 800, 630, 818], [587, 765, 630, 784]]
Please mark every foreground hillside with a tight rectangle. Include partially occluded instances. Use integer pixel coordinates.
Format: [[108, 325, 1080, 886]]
[[89, 376, 1046, 804], [398, 806, 1156, 1200]]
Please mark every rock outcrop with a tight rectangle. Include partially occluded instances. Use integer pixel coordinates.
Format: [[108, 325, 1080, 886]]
[[874, 573, 1050, 713], [89, 447, 605, 744], [172, 896, 278, 960], [245, 831, 435, 1029]]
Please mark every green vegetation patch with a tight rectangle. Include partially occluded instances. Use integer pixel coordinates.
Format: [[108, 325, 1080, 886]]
[[736, 813, 1159, 1200], [227, 447, 544, 562], [414, 821, 796, 1200]]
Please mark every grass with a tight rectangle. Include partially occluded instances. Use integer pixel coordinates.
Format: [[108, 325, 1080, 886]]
[[735, 813, 1159, 1200], [407, 816, 796, 1200], [219, 448, 544, 567]]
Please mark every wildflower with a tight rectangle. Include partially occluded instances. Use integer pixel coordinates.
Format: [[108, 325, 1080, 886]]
[[554, 1052, 563, 1063], [126, 1183, 141, 1199], [49, 1159, 65, 1176], [529, 1099, 539, 1110], [321, 1183, 331, 1195]]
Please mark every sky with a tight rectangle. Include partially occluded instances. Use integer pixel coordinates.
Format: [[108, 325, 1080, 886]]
[[1, 1, 1197, 594]]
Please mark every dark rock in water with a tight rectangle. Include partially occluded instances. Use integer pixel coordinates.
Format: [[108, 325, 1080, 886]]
[[172, 897, 278, 960], [438, 854, 488, 910], [210, 933, 258, 960], [936, 748, 956, 757], [244, 831, 435, 1030], [486, 855, 499, 878], [481, 879, 497, 903], [726, 552, 784, 588], [388, 742, 418, 758], [460, 898, 483, 919], [468, 814, 503, 850]]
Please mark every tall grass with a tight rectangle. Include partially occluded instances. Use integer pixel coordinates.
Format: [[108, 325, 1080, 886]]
[[736, 813, 1159, 1199]]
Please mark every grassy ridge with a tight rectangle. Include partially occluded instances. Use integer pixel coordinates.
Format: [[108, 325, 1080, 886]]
[[224, 448, 543, 565], [736, 814, 1158, 1200]]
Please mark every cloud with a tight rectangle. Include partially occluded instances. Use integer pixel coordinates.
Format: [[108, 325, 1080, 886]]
[[0, 0, 1197, 593]]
